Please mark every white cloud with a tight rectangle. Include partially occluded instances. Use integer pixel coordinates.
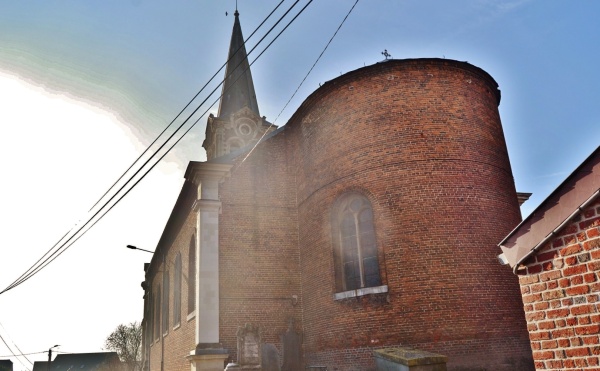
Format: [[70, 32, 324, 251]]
[[0, 71, 182, 366]]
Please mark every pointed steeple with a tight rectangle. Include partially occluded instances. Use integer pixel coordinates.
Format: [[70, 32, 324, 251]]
[[218, 10, 260, 118], [203, 10, 276, 160]]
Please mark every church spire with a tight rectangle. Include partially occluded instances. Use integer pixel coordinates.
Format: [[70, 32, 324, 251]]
[[203, 10, 276, 160], [218, 10, 260, 118]]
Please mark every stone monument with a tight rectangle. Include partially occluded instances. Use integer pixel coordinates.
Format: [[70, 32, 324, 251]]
[[281, 319, 302, 371], [226, 323, 262, 370]]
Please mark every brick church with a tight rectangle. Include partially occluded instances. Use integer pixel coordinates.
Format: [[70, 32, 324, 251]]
[[141, 11, 534, 371]]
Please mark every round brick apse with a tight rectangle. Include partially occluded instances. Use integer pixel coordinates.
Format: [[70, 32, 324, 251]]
[[285, 59, 534, 370]]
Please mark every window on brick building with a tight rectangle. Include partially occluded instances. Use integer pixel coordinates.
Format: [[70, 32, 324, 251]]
[[148, 290, 153, 344], [332, 193, 381, 292], [188, 235, 196, 315], [154, 285, 160, 341], [162, 272, 169, 335], [173, 253, 182, 327]]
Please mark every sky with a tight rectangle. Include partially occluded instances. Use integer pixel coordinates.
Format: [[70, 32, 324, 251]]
[[0, 1, 598, 369]]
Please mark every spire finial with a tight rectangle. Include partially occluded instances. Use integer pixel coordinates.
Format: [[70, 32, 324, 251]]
[[235, 0, 239, 16]]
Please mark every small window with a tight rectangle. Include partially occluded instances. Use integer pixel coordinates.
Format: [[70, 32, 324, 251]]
[[227, 138, 244, 152], [173, 253, 182, 326], [188, 235, 196, 315], [162, 272, 170, 334], [332, 193, 382, 292]]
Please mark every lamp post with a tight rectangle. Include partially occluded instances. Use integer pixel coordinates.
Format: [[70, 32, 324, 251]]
[[126, 245, 156, 370], [47, 345, 59, 371], [126, 245, 154, 254]]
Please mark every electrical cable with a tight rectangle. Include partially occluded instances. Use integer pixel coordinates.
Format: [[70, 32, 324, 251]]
[[0, 351, 45, 357], [272, 0, 360, 124], [1, 0, 300, 294], [5, 0, 315, 292], [1, 0, 288, 295], [0, 332, 30, 371], [0, 321, 33, 366], [237, 0, 360, 166], [2, 0, 303, 294], [1, 0, 313, 294], [87, 0, 286, 213]]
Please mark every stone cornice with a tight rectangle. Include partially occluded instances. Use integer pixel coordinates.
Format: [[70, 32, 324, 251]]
[[192, 199, 222, 212], [185, 161, 233, 184]]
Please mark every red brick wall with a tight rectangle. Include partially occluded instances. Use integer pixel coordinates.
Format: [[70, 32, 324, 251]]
[[147, 211, 197, 371], [284, 59, 532, 370], [145, 59, 534, 371], [519, 200, 600, 370], [218, 131, 303, 364]]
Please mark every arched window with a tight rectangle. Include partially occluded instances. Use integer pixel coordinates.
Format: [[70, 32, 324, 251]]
[[173, 253, 182, 326], [188, 235, 196, 315], [154, 285, 161, 341], [332, 193, 381, 292], [227, 138, 244, 152], [148, 291, 154, 344], [162, 272, 169, 334]]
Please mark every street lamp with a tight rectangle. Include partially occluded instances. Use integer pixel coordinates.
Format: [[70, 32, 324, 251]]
[[48, 345, 59, 371], [127, 245, 157, 371], [126, 245, 154, 254]]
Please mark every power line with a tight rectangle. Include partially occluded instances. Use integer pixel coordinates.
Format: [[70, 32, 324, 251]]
[[1, 0, 300, 294], [0, 1, 291, 296], [273, 0, 360, 125], [87, 0, 287, 214], [13, 0, 318, 283], [94, 0, 318, 220], [0, 350, 75, 357], [0, 321, 32, 367], [3, 0, 303, 293], [22, 0, 319, 282], [241, 0, 360, 166], [0, 332, 30, 371], [1, 0, 314, 295], [0, 351, 45, 357]]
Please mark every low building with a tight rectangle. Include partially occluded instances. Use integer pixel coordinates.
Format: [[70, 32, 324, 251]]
[[32, 352, 123, 371], [0, 360, 12, 371], [499, 146, 600, 370]]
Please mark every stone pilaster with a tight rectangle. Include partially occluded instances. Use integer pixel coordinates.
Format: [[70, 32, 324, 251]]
[[186, 162, 232, 369], [187, 350, 229, 371]]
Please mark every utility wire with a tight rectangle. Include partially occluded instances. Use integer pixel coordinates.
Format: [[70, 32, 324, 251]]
[[11, 0, 318, 286], [16, 0, 313, 284], [0, 351, 45, 357], [273, 0, 360, 124], [1, 0, 313, 294], [1, 0, 287, 296], [0, 332, 30, 371], [240, 0, 359, 167], [2, 0, 303, 294], [88, 0, 286, 213], [0, 321, 33, 366], [1, 0, 300, 294]]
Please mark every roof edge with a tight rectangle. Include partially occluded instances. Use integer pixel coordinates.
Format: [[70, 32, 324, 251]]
[[285, 58, 501, 128], [499, 146, 600, 248], [498, 145, 600, 271]]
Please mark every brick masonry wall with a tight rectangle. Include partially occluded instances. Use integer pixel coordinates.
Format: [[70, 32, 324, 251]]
[[519, 200, 600, 370], [218, 131, 303, 365], [148, 212, 197, 371], [145, 59, 534, 371], [284, 59, 533, 371]]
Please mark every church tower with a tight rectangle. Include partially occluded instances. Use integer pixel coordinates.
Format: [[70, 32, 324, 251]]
[[203, 10, 276, 160]]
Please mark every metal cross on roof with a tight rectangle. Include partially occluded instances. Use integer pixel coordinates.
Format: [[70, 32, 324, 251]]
[[381, 49, 392, 60]]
